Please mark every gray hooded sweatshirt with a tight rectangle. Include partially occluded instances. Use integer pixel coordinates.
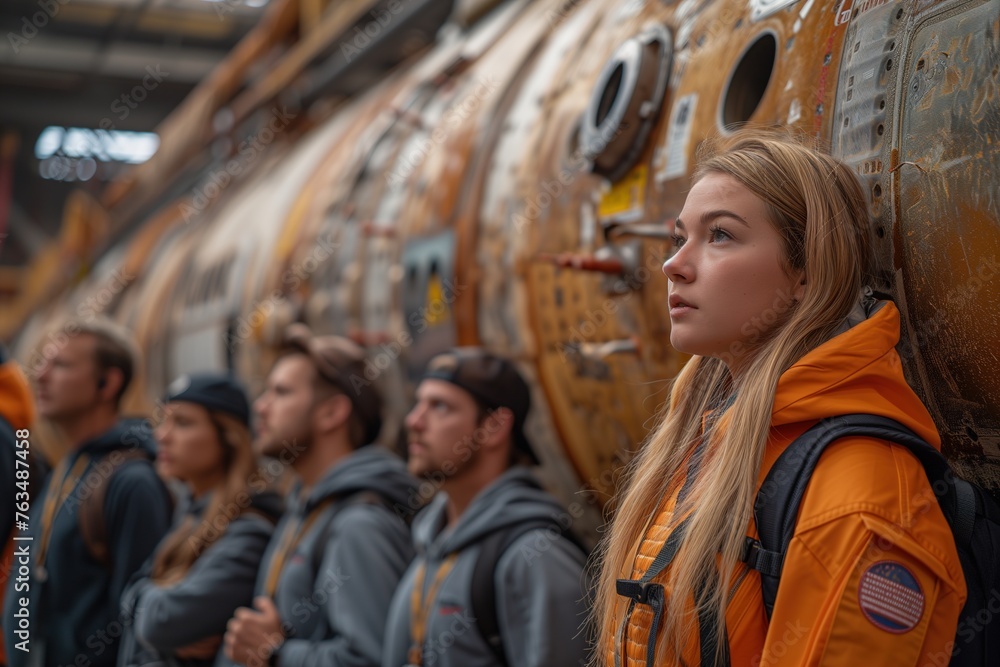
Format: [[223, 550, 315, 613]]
[[216, 446, 418, 667], [382, 467, 591, 667], [117, 489, 284, 667]]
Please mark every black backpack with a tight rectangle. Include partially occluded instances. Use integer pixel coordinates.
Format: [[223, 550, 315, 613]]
[[739, 414, 1000, 666], [470, 519, 590, 665]]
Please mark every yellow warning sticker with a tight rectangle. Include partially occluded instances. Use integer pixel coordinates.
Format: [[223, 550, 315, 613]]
[[425, 273, 451, 326], [597, 164, 647, 221]]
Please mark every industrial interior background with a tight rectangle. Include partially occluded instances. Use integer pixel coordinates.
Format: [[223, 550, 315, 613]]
[[1, 0, 997, 535]]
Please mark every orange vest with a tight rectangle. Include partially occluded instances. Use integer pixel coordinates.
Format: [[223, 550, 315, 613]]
[[607, 304, 967, 667]]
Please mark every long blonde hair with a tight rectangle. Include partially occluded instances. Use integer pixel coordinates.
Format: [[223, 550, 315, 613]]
[[592, 130, 876, 665], [151, 410, 260, 585]]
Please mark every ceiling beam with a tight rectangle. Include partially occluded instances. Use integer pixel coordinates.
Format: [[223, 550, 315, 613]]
[[0, 34, 229, 84]]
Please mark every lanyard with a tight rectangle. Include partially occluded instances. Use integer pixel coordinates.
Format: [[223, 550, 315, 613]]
[[262, 497, 335, 598], [36, 454, 91, 581], [406, 553, 459, 667]]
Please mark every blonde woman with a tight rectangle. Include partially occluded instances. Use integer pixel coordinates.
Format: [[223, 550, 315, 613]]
[[594, 132, 966, 666], [119, 373, 283, 667]]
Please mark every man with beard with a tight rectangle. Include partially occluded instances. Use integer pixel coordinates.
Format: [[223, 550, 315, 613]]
[[382, 348, 590, 667], [220, 325, 418, 667]]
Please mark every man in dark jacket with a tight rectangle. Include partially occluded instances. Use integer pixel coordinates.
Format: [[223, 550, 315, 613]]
[[382, 348, 590, 667], [2, 319, 173, 667], [220, 325, 418, 667]]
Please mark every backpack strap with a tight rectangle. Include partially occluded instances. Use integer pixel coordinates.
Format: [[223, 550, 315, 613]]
[[470, 519, 587, 665], [742, 413, 959, 620], [240, 506, 281, 526], [614, 436, 709, 667], [307, 489, 402, 577], [78, 448, 155, 567]]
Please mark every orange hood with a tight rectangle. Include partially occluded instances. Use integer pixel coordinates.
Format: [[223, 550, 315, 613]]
[[770, 300, 939, 448], [0, 356, 35, 431]]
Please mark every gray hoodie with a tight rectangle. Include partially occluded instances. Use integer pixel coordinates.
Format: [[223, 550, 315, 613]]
[[117, 489, 284, 667], [382, 467, 591, 667], [217, 446, 418, 667]]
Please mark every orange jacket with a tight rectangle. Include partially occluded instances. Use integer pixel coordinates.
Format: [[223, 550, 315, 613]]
[[610, 302, 967, 666], [0, 357, 34, 433]]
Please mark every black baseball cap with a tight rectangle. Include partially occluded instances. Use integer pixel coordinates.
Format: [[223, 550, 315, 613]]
[[165, 372, 251, 427], [421, 348, 539, 464]]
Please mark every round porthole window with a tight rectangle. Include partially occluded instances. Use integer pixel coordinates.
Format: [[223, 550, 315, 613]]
[[579, 24, 673, 183], [720, 32, 777, 131]]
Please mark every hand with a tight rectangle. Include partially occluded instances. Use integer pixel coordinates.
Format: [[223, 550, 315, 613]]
[[224, 597, 285, 667], [175, 634, 223, 660]]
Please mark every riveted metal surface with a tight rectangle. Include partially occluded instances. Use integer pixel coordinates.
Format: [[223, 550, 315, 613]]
[[894, 0, 1000, 486]]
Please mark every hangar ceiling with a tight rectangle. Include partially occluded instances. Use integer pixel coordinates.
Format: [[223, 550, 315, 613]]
[[0, 0, 267, 289]]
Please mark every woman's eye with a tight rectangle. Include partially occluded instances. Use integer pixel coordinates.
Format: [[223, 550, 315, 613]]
[[670, 234, 686, 249], [709, 226, 731, 242]]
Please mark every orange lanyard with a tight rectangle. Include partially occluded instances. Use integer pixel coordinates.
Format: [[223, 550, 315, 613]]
[[262, 498, 335, 598], [407, 553, 459, 666], [36, 454, 91, 581]]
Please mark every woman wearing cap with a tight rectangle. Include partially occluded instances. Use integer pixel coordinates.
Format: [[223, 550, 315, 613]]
[[118, 373, 283, 667], [592, 131, 966, 666]]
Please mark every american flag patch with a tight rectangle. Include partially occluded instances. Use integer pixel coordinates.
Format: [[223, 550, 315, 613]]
[[858, 561, 925, 633]]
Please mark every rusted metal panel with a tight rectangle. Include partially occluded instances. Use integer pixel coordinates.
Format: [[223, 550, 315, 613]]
[[895, 0, 1000, 486]]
